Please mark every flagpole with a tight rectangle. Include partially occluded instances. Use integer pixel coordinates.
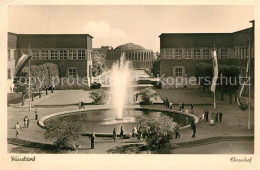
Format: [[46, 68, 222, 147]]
[[213, 45, 216, 110], [29, 44, 31, 111], [248, 36, 251, 129]]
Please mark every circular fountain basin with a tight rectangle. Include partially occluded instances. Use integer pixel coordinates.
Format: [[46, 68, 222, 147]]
[[43, 108, 193, 134]]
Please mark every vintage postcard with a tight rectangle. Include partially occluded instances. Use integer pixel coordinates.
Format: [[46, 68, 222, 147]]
[[1, 0, 259, 169]]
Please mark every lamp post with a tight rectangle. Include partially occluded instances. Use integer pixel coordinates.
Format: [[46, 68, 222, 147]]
[[247, 36, 251, 129]]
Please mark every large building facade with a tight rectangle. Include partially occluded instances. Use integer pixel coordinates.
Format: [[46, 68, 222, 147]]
[[7, 33, 93, 91], [106, 43, 154, 70], [159, 21, 254, 88]]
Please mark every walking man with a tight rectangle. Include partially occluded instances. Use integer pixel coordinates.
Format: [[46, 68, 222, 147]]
[[192, 123, 196, 137], [113, 128, 117, 142], [219, 111, 223, 122], [120, 126, 124, 138], [175, 124, 180, 138], [24, 116, 27, 128], [35, 108, 38, 120], [15, 122, 20, 138], [89, 132, 96, 149], [205, 109, 209, 122]]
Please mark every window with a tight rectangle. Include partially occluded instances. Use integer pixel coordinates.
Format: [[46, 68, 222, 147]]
[[173, 66, 184, 77], [32, 49, 40, 59], [78, 50, 86, 59], [193, 49, 201, 59], [203, 49, 210, 59], [8, 49, 10, 60], [41, 50, 49, 59], [8, 69, 11, 79], [165, 49, 172, 59], [50, 50, 58, 59], [69, 50, 77, 59], [175, 49, 183, 59], [220, 49, 228, 59], [60, 50, 68, 59], [68, 68, 77, 77], [184, 49, 192, 59]]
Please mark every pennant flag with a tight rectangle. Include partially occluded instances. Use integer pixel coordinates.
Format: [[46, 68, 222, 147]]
[[211, 50, 218, 93], [14, 54, 32, 76]]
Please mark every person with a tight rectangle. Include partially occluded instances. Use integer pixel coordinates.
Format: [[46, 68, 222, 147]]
[[113, 128, 117, 142], [215, 112, 219, 122], [15, 122, 19, 138], [27, 118, 30, 128], [81, 101, 85, 109], [192, 123, 196, 137], [24, 116, 27, 128], [219, 111, 223, 122], [182, 103, 185, 110], [174, 124, 180, 138], [201, 112, 205, 121], [89, 132, 96, 149], [191, 103, 194, 111], [78, 101, 81, 109], [137, 129, 142, 142], [185, 108, 189, 114], [132, 126, 137, 138], [169, 101, 173, 109], [120, 126, 124, 138], [165, 98, 169, 108], [205, 109, 209, 122], [35, 108, 39, 120]]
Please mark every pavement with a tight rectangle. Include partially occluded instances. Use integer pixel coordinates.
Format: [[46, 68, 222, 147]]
[[7, 89, 254, 154]]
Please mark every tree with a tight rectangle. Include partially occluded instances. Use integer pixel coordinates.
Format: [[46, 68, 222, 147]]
[[217, 65, 240, 103], [91, 53, 106, 77], [44, 114, 86, 151], [140, 113, 177, 153], [151, 60, 160, 78], [137, 88, 157, 105], [195, 63, 213, 93], [13, 72, 30, 106], [89, 89, 109, 105], [42, 63, 59, 94]]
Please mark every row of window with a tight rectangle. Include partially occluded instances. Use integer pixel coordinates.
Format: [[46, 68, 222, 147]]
[[31, 49, 88, 60], [165, 49, 228, 59]]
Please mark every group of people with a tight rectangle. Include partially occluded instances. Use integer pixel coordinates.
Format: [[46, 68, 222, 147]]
[[15, 108, 39, 138], [78, 101, 85, 109], [201, 109, 223, 123], [163, 98, 194, 114]]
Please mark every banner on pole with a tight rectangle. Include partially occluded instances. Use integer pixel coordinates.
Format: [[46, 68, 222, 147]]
[[211, 50, 218, 93]]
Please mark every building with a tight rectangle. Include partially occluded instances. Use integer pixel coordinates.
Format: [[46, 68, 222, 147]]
[[7, 33, 93, 91], [92, 46, 113, 59], [159, 21, 254, 88], [106, 43, 154, 70], [7, 32, 18, 92]]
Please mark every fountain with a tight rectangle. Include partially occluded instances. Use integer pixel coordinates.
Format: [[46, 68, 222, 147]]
[[110, 53, 132, 120]]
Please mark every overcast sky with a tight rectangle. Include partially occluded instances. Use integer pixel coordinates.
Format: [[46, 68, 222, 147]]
[[8, 5, 254, 51]]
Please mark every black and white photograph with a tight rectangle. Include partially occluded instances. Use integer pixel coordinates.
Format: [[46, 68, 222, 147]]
[[1, 1, 259, 169]]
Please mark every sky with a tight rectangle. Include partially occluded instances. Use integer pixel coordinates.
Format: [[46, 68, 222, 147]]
[[8, 5, 254, 52]]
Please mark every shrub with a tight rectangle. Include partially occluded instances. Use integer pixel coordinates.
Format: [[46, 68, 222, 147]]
[[89, 89, 109, 105], [44, 114, 87, 151], [140, 113, 177, 153], [137, 88, 157, 105]]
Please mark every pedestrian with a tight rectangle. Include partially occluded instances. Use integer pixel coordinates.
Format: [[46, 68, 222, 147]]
[[175, 124, 180, 138], [89, 132, 96, 149], [219, 111, 223, 122], [205, 109, 209, 122], [135, 93, 138, 102], [35, 108, 38, 120], [15, 122, 19, 138], [165, 98, 169, 108], [81, 101, 85, 109], [24, 116, 27, 128], [215, 112, 219, 122], [120, 126, 124, 138], [78, 101, 81, 109], [27, 118, 30, 128], [191, 103, 194, 111], [132, 126, 137, 138], [113, 128, 117, 142], [137, 129, 142, 142], [192, 123, 196, 137]]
